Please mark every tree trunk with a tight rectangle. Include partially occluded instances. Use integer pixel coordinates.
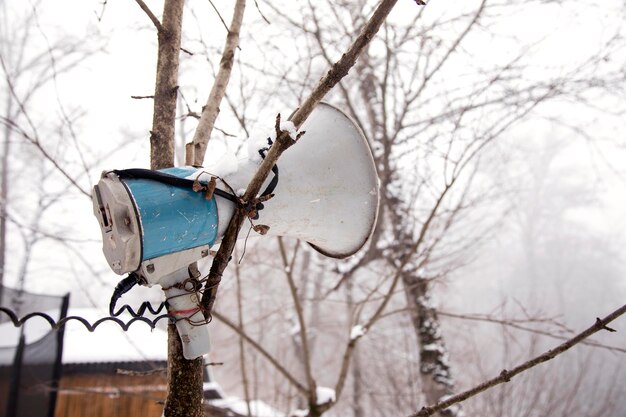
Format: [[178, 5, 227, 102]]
[[150, 0, 184, 171], [147, 1, 205, 416], [164, 324, 205, 417], [346, 278, 363, 417], [402, 275, 461, 417]]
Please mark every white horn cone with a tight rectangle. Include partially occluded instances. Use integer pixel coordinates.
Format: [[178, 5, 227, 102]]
[[214, 102, 380, 258]]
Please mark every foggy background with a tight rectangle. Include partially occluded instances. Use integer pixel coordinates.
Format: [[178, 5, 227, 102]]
[[1, 0, 625, 416]]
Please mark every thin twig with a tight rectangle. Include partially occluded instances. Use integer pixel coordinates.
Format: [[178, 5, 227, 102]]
[[253, 0, 270, 24], [0, 117, 90, 197], [134, 0, 164, 33], [207, 0, 231, 34], [95, 0, 109, 22], [234, 251, 253, 417], [116, 368, 166, 376], [408, 304, 626, 417], [212, 310, 308, 395], [437, 310, 626, 354]]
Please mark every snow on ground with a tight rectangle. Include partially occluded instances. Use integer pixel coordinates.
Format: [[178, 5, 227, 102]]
[[209, 397, 285, 417], [61, 308, 167, 363], [0, 307, 168, 364]]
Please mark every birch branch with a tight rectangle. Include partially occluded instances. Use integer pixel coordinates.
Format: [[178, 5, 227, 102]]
[[408, 304, 626, 417], [190, 0, 246, 166]]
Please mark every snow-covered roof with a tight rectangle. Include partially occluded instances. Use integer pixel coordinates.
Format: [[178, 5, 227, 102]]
[[61, 308, 168, 364], [0, 307, 168, 364], [209, 398, 285, 417]]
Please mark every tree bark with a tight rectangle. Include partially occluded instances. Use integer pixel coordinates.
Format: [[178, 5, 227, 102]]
[[345, 278, 363, 417], [150, 0, 184, 171], [164, 324, 205, 417], [402, 275, 460, 417], [190, 0, 246, 166], [146, 1, 205, 416]]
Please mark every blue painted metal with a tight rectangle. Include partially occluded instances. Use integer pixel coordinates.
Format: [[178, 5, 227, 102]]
[[123, 167, 219, 261]]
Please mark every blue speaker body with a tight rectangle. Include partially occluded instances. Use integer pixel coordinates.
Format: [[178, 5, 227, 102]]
[[122, 167, 219, 261]]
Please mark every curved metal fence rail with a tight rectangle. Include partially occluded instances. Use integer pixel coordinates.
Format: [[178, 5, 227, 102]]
[[0, 303, 172, 332]]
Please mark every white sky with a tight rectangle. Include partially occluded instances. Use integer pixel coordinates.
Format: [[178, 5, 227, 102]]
[[2, 0, 625, 341]]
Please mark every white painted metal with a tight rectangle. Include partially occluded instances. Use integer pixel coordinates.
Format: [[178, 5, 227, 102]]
[[92, 174, 142, 273], [214, 102, 380, 258], [158, 267, 210, 360]]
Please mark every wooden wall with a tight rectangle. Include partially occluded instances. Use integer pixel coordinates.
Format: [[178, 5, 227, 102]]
[[54, 374, 166, 417]]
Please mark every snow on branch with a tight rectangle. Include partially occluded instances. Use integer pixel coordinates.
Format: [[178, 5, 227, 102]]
[[350, 324, 367, 341]]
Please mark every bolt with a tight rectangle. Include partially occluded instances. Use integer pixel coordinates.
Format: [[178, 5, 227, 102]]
[[112, 260, 121, 271]]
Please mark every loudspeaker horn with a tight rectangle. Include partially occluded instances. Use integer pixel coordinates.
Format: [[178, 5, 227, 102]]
[[92, 103, 379, 359], [213, 102, 380, 258]]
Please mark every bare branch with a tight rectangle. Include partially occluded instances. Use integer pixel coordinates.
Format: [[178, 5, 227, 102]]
[[278, 237, 317, 404], [234, 255, 253, 417], [207, 0, 232, 34], [408, 304, 626, 417], [438, 310, 626, 354], [190, 0, 246, 166], [134, 0, 164, 33], [334, 269, 402, 402], [0, 117, 90, 197], [212, 310, 308, 394]]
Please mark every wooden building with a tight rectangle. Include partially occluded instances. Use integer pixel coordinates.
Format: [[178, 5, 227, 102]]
[[55, 308, 230, 417], [1, 304, 234, 417], [1, 303, 279, 417]]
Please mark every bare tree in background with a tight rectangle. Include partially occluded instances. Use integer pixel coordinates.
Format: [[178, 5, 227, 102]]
[[1, 0, 625, 417], [0, 1, 102, 302], [206, 0, 626, 416]]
